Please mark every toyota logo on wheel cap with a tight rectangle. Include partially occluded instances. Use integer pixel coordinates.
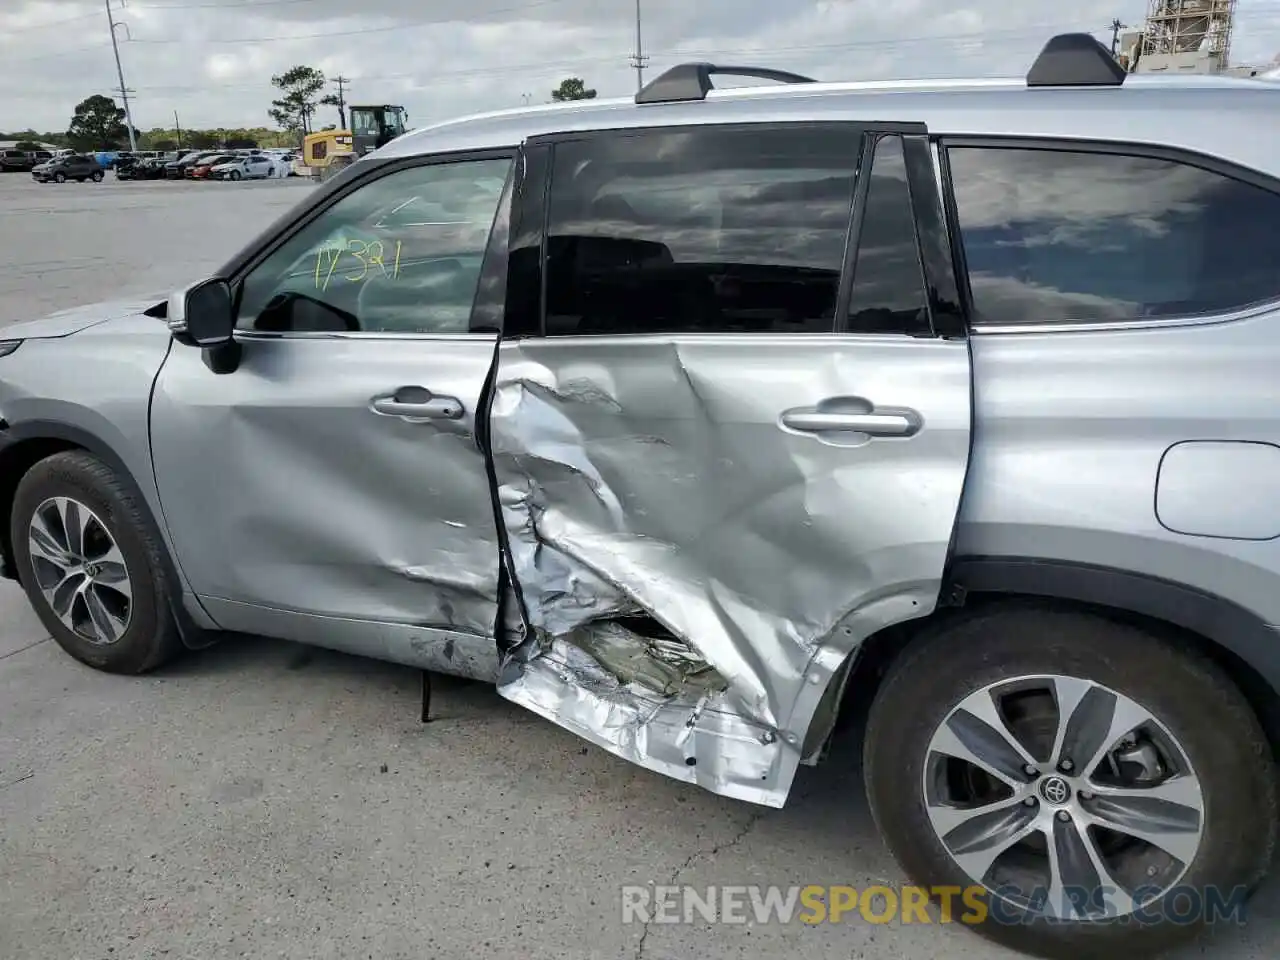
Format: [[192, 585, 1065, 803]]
[[1039, 776, 1072, 805]]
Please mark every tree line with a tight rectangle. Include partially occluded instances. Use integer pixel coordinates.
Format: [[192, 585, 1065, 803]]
[[4, 73, 599, 153], [266, 65, 598, 136]]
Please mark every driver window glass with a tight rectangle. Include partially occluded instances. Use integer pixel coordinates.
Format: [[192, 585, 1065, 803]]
[[236, 156, 514, 335]]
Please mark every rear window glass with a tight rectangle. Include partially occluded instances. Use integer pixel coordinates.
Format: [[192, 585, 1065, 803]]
[[948, 146, 1280, 325]]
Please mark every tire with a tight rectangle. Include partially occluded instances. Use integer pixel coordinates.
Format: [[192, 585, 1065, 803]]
[[10, 451, 183, 674], [230, 170, 241, 181], [54, 173, 66, 183], [863, 604, 1276, 960], [91, 171, 103, 182]]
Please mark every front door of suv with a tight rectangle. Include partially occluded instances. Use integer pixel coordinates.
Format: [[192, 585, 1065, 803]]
[[150, 149, 517, 677], [489, 125, 973, 805]]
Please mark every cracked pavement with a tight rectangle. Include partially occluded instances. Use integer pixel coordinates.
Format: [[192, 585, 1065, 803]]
[[2, 172, 1279, 959]]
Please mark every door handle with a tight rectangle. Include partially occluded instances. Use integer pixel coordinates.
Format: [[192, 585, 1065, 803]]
[[370, 387, 464, 421], [780, 408, 921, 438]]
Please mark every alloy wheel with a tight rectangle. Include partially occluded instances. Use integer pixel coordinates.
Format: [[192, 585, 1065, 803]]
[[27, 496, 133, 645], [923, 674, 1204, 920]]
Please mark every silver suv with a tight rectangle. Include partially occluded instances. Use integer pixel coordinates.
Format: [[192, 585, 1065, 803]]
[[1, 34, 1277, 958]]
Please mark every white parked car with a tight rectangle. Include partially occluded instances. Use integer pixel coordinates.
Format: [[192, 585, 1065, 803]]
[[210, 154, 287, 181]]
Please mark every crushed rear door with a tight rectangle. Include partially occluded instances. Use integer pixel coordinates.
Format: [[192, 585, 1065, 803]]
[[487, 127, 971, 807]]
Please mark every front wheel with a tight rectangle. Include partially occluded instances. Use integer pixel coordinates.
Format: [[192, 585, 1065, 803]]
[[230, 170, 241, 181], [863, 605, 1276, 959], [90, 171, 103, 182], [54, 173, 66, 183], [10, 451, 183, 674]]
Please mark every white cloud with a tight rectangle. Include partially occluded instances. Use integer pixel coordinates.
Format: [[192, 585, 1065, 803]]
[[2, 0, 1279, 133]]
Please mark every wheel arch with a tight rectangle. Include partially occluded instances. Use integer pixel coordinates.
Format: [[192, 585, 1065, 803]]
[[0, 420, 214, 649], [823, 557, 1280, 764]]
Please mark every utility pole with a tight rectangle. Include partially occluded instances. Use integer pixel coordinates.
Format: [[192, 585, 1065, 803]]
[[1110, 17, 1128, 56], [630, 0, 648, 92], [331, 75, 349, 129], [104, 0, 138, 152], [173, 110, 182, 150]]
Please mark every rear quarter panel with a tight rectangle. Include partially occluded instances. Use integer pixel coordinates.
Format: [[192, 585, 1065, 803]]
[[957, 308, 1280, 626]]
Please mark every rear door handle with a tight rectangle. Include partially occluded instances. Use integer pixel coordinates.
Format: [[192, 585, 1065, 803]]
[[780, 408, 921, 438], [370, 386, 464, 421]]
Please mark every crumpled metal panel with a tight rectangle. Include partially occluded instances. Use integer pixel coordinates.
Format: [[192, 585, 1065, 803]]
[[491, 334, 971, 805]]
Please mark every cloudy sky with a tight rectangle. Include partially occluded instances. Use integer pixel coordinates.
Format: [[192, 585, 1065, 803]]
[[3, 0, 1279, 134]]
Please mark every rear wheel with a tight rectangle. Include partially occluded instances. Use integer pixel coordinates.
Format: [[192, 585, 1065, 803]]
[[10, 451, 183, 674], [864, 605, 1276, 959]]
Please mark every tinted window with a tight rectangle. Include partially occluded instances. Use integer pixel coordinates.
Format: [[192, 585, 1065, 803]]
[[236, 156, 513, 334], [949, 146, 1280, 325], [847, 135, 930, 335], [543, 125, 859, 336]]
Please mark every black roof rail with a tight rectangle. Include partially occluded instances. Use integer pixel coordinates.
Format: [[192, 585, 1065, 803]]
[[635, 63, 817, 105], [1027, 32, 1126, 88]]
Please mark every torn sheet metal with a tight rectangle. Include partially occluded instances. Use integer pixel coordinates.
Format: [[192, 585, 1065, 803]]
[[490, 335, 972, 806]]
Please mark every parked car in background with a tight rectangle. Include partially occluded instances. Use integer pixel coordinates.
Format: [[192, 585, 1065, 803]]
[[1, 149, 54, 172], [210, 153, 283, 181], [116, 157, 168, 181], [165, 152, 208, 179], [112, 156, 141, 179], [1, 150, 29, 172], [188, 154, 234, 180], [135, 158, 171, 180], [31, 154, 104, 183]]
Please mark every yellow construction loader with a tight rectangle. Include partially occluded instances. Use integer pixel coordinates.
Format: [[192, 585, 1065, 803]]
[[299, 104, 408, 181]]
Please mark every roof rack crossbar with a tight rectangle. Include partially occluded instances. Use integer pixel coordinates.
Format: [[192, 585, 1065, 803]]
[[1026, 32, 1127, 88], [635, 63, 817, 105]]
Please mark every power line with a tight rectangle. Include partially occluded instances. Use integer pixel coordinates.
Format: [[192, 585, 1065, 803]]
[[329, 75, 349, 129], [1110, 17, 1128, 56], [104, 0, 139, 152], [133, 0, 319, 9], [114, 21, 1135, 92], [126, 0, 578, 44], [3, 42, 114, 66], [12, 6, 1280, 78], [109, 3, 1280, 52], [630, 0, 648, 92], [0, 10, 100, 35]]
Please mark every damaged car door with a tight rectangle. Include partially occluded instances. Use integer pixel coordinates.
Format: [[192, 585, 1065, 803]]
[[489, 126, 972, 806], [150, 150, 517, 677]]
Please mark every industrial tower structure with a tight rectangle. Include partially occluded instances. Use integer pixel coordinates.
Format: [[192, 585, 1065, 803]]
[[1126, 0, 1237, 74]]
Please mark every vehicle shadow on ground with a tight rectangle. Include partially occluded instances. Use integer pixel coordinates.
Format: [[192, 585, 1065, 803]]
[[160, 632, 1280, 956]]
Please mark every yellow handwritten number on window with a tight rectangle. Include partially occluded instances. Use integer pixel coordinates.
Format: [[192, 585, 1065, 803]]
[[314, 239, 403, 291]]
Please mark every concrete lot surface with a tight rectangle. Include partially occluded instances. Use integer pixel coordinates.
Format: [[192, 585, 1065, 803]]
[[1, 171, 1277, 959], [0, 172, 310, 327]]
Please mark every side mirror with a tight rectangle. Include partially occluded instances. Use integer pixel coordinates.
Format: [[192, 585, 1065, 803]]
[[169, 277, 234, 347], [167, 277, 241, 374]]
